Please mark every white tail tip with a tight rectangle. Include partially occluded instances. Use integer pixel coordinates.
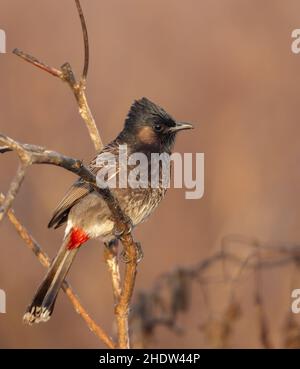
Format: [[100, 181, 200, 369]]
[[23, 306, 51, 325]]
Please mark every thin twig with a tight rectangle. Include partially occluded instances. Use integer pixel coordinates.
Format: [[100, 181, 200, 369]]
[[8, 0, 138, 348], [0, 193, 115, 348], [0, 133, 139, 347], [131, 240, 299, 346], [0, 133, 131, 225], [0, 163, 28, 222], [0, 146, 12, 154], [254, 249, 273, 348], [13, 56, 101, 151], [75, 0, 89, 80], [104, 246, 122, 303], [61, 61, 103, 151], [13, 1, 99, 151], [12, 49, 62, 78]]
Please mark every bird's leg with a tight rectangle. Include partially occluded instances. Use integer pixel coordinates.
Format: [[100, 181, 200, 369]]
[[120, 241, 144, 264], [113, 215, 133, 238], [112, 216, 143, 263]]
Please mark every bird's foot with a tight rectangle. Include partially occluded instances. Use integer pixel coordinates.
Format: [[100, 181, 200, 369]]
[[121, 242, 144, 264], [113, 216, 133, 238]]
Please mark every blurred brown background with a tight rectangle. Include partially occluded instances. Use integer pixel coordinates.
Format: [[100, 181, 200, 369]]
[[1, 0, 300, 348]]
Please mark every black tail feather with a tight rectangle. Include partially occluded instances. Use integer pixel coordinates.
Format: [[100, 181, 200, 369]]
[[23, 237, 78, 324]]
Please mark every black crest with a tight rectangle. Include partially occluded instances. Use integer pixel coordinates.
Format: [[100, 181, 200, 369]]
[[125, 97, 176, 129]]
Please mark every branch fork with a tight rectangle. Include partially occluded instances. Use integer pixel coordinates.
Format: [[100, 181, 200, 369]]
[[1, 0, 138, 349]]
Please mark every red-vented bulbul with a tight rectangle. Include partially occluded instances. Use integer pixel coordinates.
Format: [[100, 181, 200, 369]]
[[23, 97, 193, 324]]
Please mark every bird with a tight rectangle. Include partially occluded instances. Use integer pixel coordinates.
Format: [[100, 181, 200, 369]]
[[23, 97, 193, 324]]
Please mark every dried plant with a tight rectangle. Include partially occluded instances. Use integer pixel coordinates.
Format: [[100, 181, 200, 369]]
[[0, 0, 138, 349], [130, 235, 300, 348], [1, 1, 300, 350]]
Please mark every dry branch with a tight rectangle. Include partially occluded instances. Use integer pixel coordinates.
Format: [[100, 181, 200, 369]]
[[1, 0, 139, 349], [0, 163, 28, 222], [75, 0, 89, 80], [13, 48, 102, 151], [0, 131, 138, 348], [0, 193, 115, 348], [131, 236, 300, 347], [104, 245, 122, 303]]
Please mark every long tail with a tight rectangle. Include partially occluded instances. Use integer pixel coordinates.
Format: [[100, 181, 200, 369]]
[[23, 235, 78, 324]]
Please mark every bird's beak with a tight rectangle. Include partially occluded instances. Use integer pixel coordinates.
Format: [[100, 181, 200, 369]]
[[169, 121, 194, 132]]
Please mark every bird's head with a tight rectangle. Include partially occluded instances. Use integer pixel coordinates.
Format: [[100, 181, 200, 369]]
[[119, 97, 193, 153]]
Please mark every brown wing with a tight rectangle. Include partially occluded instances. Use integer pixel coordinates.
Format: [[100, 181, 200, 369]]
[[48, 141, 120, 229], [47, 180, 92, 228]]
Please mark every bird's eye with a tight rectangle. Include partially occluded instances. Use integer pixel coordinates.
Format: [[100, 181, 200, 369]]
[[154, 124, 162, 132]]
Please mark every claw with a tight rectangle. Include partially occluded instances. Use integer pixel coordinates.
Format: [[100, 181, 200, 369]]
[[123, 215, 133, 234], [120, 242, 143, 263], [113, 216, 133, 239], [125, 217, 134, 234], [120, 248, 131, 263], [113, 225, 124, 239]]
